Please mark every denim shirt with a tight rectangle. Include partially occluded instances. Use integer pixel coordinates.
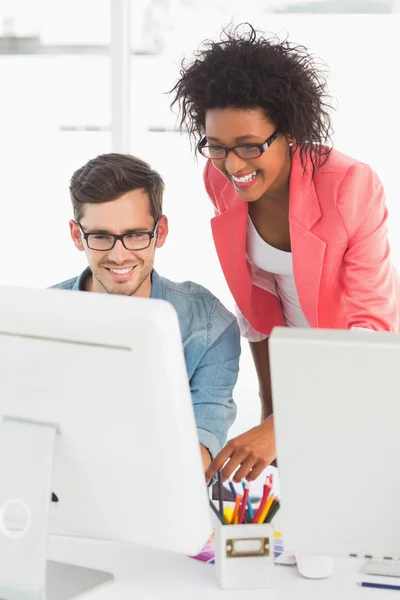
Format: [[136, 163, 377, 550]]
[[52, 268, 240, 458]]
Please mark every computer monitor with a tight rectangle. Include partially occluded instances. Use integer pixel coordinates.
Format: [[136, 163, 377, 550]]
[[0, 285, 212, 599], [269, 327, 400, 563]]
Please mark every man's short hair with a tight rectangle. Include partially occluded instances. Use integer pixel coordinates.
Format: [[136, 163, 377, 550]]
[[70, 153, 164, 222]]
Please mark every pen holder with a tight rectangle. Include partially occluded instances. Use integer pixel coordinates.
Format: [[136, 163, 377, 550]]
[[210, 509, 275, 590]]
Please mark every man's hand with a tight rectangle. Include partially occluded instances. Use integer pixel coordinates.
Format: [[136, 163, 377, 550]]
[[200, 444, 212, 471], [205, 416, 276, 484]]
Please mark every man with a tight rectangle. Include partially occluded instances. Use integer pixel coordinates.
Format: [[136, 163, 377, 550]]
[[53, 153, 240, 471]]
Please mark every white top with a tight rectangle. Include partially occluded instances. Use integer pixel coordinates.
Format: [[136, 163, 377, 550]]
[[235, 218, 309, 341]]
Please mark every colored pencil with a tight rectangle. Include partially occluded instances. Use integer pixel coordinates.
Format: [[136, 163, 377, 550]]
[[228, 480, 237, 500], [252, 475, 272, 523], [258, 494, 275, 524], [230, 494, 242, 524], [238, 483, 250, 524], [223, 506, 234, 524], [265, 499, 280, 523], [241, 480, 254, 520]]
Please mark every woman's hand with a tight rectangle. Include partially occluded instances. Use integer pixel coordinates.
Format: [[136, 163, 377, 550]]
[[205, 416, 276, 484]]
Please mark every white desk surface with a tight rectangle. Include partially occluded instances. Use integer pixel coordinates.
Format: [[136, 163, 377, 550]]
[[48, 535, 395, 599]]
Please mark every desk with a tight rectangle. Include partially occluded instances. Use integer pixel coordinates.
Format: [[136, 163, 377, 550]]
[[48, 535, 395, 598]]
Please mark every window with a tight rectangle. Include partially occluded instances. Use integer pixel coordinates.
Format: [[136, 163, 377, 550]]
[[0, 0, 111, 286]]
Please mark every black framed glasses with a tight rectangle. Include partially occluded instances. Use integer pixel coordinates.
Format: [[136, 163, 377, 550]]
[[197, 130, 280, 160], [77, 220, 159, 251]]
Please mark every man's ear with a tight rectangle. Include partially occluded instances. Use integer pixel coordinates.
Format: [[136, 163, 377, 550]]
[[155, 215, 168, 249], [69, 220, 85, 252]]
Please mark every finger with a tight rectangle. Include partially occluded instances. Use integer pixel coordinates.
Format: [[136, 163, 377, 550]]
[[245, 459, 270, 482], [232, 455, 258, 483], [220, 448, 249, 482], [205, 445, 235, 483]]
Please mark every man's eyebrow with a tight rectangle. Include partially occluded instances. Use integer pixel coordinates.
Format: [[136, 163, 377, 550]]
[[124, 227, 153, 233], [206, 134, 262, 143], [86, 227, 151, 234], [84, 228, 111, 234]]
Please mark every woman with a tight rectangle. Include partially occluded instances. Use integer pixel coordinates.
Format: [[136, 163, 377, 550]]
[[170, 24, 399, 483]]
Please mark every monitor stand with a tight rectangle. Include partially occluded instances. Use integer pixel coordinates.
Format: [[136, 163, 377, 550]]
[[364, 560, 400, 578], [46, 561, 113, 600], [0, 417, 114, 600]]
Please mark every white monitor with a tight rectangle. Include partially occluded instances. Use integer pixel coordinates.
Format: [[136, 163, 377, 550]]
[[0, 285, 212, 599], [269, 327, 400, 562]]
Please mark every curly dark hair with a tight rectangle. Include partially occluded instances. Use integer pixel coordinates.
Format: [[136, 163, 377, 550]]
[[170, 23, 334, 173]]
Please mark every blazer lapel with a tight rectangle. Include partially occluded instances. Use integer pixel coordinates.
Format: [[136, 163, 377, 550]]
[[211, 203, 251, 314], [289, 151, 326, 327]]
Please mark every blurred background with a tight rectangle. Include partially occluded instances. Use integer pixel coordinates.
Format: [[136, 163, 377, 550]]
[[1, 0, 399, 447]]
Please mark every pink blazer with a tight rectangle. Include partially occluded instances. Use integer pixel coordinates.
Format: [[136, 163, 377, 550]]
[[204, 147, 399, 334]]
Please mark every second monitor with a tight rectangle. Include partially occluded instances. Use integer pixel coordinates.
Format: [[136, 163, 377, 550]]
[[269, 327, 400, 562]]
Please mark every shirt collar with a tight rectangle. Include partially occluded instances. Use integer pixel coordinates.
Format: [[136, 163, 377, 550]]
[[150, 270, 164, 300], [74, 266, 91, 290]]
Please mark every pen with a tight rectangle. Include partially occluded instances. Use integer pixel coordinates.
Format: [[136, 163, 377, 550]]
[[358, 582, 400, 591]]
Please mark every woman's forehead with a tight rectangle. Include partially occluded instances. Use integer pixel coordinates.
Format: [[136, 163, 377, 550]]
[[205, 107, 274, 139]]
